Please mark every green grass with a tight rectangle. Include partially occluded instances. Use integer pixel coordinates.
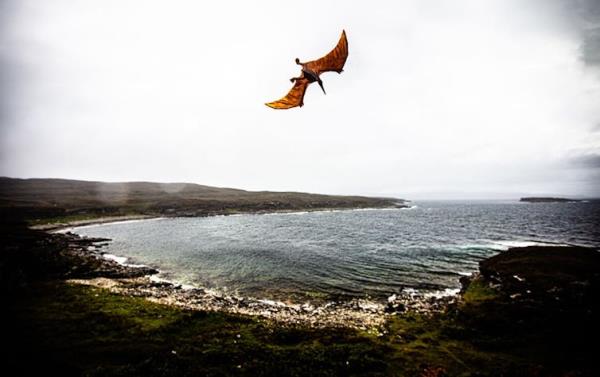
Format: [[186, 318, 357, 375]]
[[381, 313, 522, 376], [6, 282, 393, 376], [5, 279, 597, 376], [461, 278, 499, 304], [5, 281, 542, 377]]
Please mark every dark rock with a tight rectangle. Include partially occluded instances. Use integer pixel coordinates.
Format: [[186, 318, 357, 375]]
[[385, 302, 405, 313], [479, 246, 600, 303], [459, 274, 475, 293]]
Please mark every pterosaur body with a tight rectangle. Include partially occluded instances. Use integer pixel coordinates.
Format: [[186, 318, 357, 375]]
[[266, 30, 348, 109]]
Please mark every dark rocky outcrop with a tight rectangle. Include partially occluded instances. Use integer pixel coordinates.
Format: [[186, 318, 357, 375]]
[[0, 220, 157, 294], [479, 245, 600, 303], [457, 245, 600, 376]]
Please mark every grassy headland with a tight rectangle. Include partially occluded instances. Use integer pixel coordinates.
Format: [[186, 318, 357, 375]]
[[0, 177, 404, 225]]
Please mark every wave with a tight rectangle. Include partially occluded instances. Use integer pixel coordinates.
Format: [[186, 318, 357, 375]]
[[102, 253, 153, 269], [102, 253, 128, 265], [260, 207, 407, 217], [457, 239, 569, 253], [399, 287, 461, 299], [424, 288, 461, 299], [487, 240, 570, 249]]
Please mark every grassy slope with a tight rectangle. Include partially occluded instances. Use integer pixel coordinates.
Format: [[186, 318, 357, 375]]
[[9, 280, 581, 376], [6, 281, 514, 377], [8, 282, 391, 377]]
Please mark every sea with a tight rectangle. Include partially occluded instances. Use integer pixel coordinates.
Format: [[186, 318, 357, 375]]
[[69, 200, 600, 302]]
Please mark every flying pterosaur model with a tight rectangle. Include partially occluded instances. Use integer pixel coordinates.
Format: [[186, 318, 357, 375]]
[[266, 30, 348, 109]]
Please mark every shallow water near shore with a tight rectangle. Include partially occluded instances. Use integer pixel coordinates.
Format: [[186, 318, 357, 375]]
[[70, 200, 600, 302]]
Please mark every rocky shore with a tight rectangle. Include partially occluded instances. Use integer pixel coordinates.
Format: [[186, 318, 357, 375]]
[[62, 231, 456, 331]]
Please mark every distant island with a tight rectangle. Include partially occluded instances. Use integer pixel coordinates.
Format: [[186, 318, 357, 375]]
[[0, 177, 406, 224], [520, 197, 582, 203]]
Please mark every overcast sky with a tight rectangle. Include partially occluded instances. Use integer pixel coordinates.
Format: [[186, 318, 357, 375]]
[[1, 0, 599, 199]]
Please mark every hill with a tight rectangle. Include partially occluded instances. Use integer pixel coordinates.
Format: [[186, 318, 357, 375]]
[[0, 177, 403, 221]]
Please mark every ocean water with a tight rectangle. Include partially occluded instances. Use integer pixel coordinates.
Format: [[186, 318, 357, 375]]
[[71, 200, 600, 302]]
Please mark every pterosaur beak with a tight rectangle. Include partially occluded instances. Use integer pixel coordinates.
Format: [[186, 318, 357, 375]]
[[318, 81, 326, 95]]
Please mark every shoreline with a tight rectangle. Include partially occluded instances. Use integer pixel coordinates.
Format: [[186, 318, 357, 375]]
[[26, 204, 426, 331], [41, 206, 593, 331], [30, 214, 164, 232], [45, 206, 581, 331], [30, 203, 411, 233], [57, 230, 456, 330], [65, 274, 457, 331]]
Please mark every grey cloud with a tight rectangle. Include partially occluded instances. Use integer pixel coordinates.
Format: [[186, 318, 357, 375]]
[[0, 3, 11, 127], [571, 0, 600, 20], [569, 153, 600, 168], [581, 27, 600, 66], [0, 0, 28, 164], [565, 150, 600, 196], [0, 2, 31, 170], [0, 1, 21, 129], [563, 0, 600, 68]]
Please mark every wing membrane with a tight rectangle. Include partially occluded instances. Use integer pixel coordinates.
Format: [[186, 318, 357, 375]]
[[265, 78, 310, 109], [304, 30, 348, 75]]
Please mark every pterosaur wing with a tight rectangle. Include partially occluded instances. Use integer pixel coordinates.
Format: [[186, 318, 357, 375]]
[[304, 30, 348, 75], [265, 78, 310, 109]]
